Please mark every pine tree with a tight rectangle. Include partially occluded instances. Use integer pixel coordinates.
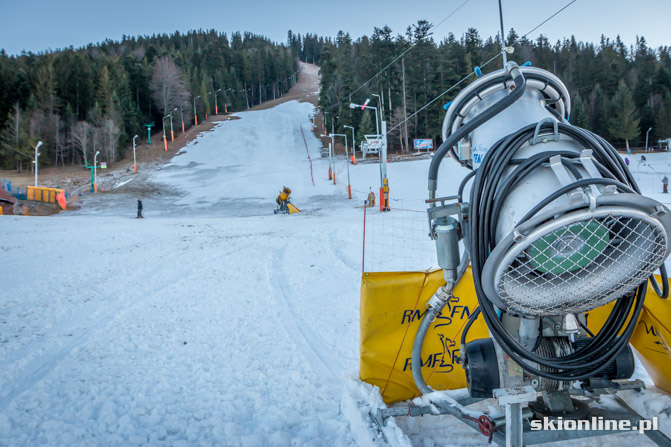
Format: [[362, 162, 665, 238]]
[[608, 79, 640, 151], [571, 93, 590, 129], [655, 89, 671, 139], [356, 110, 375, 145]]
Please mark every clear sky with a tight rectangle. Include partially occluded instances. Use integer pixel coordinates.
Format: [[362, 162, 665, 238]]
[[1, 0, 670, 55]]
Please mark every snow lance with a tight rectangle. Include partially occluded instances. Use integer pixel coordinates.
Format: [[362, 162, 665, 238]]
[[417, 61, 671, 442]]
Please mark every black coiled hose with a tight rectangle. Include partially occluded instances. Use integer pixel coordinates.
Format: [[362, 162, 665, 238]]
[[465, 121, 663, 381]]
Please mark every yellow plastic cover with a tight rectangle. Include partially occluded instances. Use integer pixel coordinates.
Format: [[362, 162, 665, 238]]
[[360, 270, 671, 404]]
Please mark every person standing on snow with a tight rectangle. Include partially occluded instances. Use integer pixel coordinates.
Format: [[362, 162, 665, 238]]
[[137, 199, 144, 218]]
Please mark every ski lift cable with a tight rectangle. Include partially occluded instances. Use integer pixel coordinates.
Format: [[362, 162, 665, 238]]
[[386, 0, 579, 136], [322, 0, 472, 113], [387, 53, 501, 134], [519, 0, 577, 41], [0, 142, 34, 160]]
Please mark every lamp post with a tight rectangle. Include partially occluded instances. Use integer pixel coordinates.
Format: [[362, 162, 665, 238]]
[[162, 114, 170, 151], [179, 105, 185, 133], [132, 135, 138, 173], [169, 107, 177, 142], [646, 127, 653, 152], [193, 95, 201, 126], [323, 111, 329, 132], [321, 133, 335, 183], [213, 88, 222, 115], [94, 150, 100, 192], [33, 141, 43, 187], [332, 133, 352, 199], [344, 125, 356, 161]]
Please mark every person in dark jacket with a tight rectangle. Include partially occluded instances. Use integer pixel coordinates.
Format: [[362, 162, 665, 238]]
[[137, 199, 143, 218]]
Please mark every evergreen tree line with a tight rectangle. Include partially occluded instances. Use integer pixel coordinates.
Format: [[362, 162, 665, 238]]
[[0, 29, 299, 170], [317, 22, 671, 153]]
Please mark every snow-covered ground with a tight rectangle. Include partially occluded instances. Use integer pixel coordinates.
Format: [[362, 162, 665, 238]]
[[2, 99, 671, 446]]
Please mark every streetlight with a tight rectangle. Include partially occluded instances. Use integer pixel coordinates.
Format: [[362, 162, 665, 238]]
[[94, 150, 100, 192], [344, 125, 356, 161], [169, 107, 177, 142], [321, 133, 336, 183], [193, 95, 201, 126], [331, 133, 352, 199], [33, 141, 43, 187], [213, 88, 222, 115], [132, 135, 138, 173], [323, 111, 330, 133], [162, 114, 170, 151], [179, 104, 185, 133], [350, 102, 380, 136], [646, 127, 653, 152]]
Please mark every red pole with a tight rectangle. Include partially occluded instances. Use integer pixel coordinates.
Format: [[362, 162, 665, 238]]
[[182, 121, 185, 133]]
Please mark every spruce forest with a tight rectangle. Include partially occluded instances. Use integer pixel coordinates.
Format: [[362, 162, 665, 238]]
[[0, 30, 298, 169], [313, 23, 671, 153], [2, 23, 671, 170]]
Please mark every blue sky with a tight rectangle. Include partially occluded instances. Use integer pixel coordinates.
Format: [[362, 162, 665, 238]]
[[1, 0, 670, 55]]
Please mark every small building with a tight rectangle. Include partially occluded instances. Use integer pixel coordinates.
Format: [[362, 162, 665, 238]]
[[0, 189, 17, 215]]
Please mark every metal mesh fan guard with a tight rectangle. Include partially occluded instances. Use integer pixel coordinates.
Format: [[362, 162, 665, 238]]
[[491, 209, 667, 316]]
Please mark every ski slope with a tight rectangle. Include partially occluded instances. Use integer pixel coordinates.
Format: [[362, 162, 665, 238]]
[[1, 99, 671, 446]]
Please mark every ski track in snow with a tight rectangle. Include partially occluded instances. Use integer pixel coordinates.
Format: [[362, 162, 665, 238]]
[[2, 98, 671, 446]]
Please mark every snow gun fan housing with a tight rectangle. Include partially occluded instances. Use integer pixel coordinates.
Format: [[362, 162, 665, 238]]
[[275, 187, 300, 214], [418, 62, 671, 408]]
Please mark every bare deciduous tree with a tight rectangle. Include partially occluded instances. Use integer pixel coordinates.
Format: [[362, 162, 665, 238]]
[[150, 56, 190, 116], [70, 121, 92, 165]]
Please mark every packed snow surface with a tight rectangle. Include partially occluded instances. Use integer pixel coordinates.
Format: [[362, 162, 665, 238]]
[[2, 99, 671, 446]]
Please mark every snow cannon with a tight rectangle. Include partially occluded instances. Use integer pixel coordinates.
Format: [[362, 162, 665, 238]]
[[418, 61, 671, 440], [274, 187, 300, 214]]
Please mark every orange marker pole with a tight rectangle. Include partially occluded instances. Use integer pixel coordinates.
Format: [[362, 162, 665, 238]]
[[182, 122, 185, 133], [215, 105, 218, 115], [171, 130, 174, 142], [195, 115, 198, 126], [163, 135, 168, 151], [133, 164, 137, 173], [379, 187, 384, 212]]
